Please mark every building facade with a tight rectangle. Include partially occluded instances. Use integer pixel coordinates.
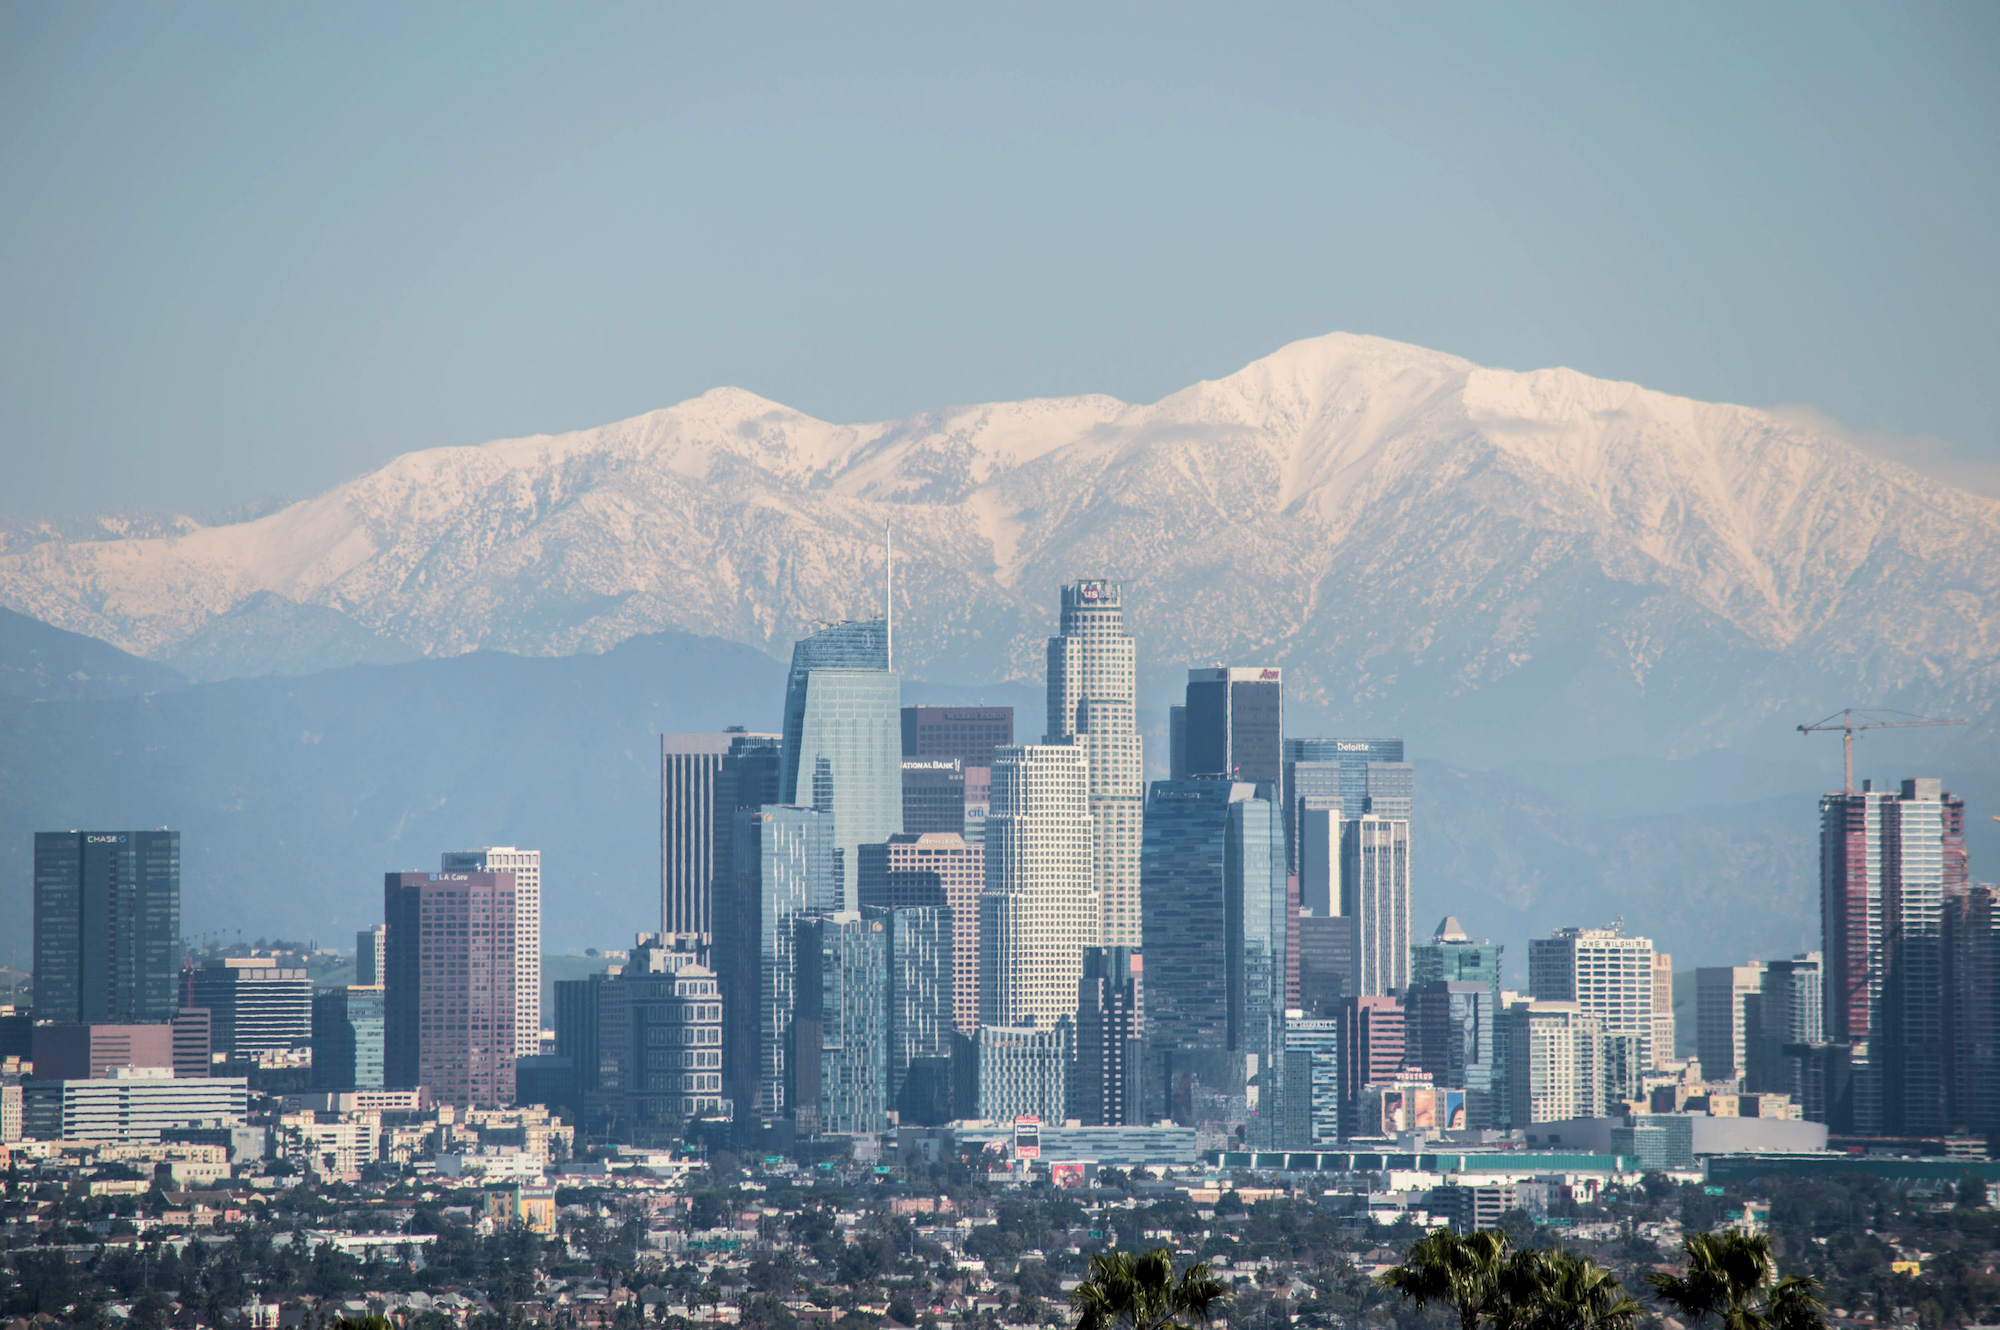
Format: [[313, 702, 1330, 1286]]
[[659, 732, 739, 940], [355, 925, 388, 988], [1750, 952, 1824, 1100], [1282, 1014, 1341, 1147], [976, 1022, 1069, 1123], [1696, 963, 1766, 1087], [1498, 1000, 1602, 1127], [1342, 816, 1411, 997], [795, 912, 890, 1136], [1183, 667, 1282, 784], [440, 847, 543, 1059], [383, 870, 519, 1109], [1045, 581, 1145, 948], [858, 832, 984, 1036], [1406, 980, 1498, 1128], [22, 1067, 248, 1143], [32, 830, 180, 1025], [1412, 917, 1504, 1003], [1528, 925, 1655, 1098], [311, 986, 386, 1090], [980, 744, 1096, 1030], [779, 620, 902, 910], [874, 904, 954, 1122], [595, 935, 726, 1132], [1072, 947, 1144, 1127], [188, 959, 313, 1056]]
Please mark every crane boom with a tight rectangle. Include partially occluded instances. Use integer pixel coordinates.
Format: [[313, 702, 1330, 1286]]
[[1797, 708, 1969, 792]]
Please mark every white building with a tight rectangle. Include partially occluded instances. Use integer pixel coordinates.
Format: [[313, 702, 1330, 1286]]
[[1528, 925, 1657, 1097], [1500, 1000, 1602, 1126], [23, 1067, 249, 1142], [442, 846, 543, 1058], [975, 1023, 1069, 1123], [1045, 580, 1144, 948], [1343, 815, 1411, 996], [980, 745, 1098, 1029], [1652, 952, 1677, 1069], [279, 1112, 380, 1176]]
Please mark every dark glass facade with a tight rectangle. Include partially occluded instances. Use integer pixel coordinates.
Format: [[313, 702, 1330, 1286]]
[[311, 986, 386, 1090], [32, 830, 180, 1024], [900, 706, 1013, 765], [1183, 670, 1282, 783]]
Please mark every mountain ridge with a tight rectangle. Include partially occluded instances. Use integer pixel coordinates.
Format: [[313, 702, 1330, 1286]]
[[2, 331, 1992, 765]]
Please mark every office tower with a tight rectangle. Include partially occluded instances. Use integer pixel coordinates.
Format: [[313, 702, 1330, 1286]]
[[1296, 914, 1359, 1016], [902, 706, 1014, 766], [1496, 1000, 1602, 1126], [311, 987, 386, 1090], [962, 764, 993, 847], [440, 847, 543, 1060], [901, 759, 968, 834], [1168, 706, 1187, 780], [1528, 925, 1655, 1099], [1749, 953, 1824, 1100], [1282, 738, 1406, 871], [716, 806, 835, 1123], [660, 733, 738, 938], [1342, 816, 1411, 996], [553, 970, 611, 1101], [1407, 980, 1498, 1128], [1046, 580, 1145, 947], [1412, 917, 1504, 1003], [976, 1022, 1070, 1123], [187, 959, 313, 1056], [1944, 885, 1998, 1138], [1334, 995, 1406, 1137], [859, 832, 984, 1036], [794, 912, 889, 1136], [980, 745, 1096, 1030], [1652, 952, 1677, 1068], [872, 904, 954, 1123], [1695, 964, 1765, 1086], [30, 1023, 174, 1079], [780, 619, 902, 909], [1183, 667, 1282, 783], [32, 830, 180, 1024], [1281, 1015, 1341, 1146], [355, 926, 388, 988], [171, 1008, 212, 1079], [1073, 947, 1143, 1126], [383, 870, 519, 1108], [1139, 779, 1285, 1126], [22, 1069, 249, 1144], [595, 934, 725, 1131]]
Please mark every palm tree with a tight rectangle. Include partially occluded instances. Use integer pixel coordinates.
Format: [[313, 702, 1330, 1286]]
[[1376, 1227, 1510, 1330], [1647, 1231, 1827, 1330], [1496, 1247, 1642, 1330], [1071, 1248, 1229, 1330]]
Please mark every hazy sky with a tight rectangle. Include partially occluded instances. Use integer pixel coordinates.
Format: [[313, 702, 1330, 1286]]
[[4, 3, 1996, 516]]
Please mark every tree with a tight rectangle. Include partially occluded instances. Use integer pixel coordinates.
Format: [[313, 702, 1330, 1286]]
[[1647, 1231, 1827, 1330], [1071, 1248, 1228, 1330], [1376, 1227, 1509, 1330], [1496, 1248, 1641, 1330]]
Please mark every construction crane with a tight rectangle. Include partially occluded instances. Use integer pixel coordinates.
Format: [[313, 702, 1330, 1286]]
[[1797, 708, 1968, 792]]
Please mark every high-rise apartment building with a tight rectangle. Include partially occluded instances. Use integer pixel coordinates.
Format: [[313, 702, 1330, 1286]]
[[1072, 947, 1143, 1127], [1406, 980, 1498, 1128], [1342, 816, 1411, 997], [1652, 952, 1677, 1068], [1281, 1014, 1341, 1146], [1045, 581, 1144, 947], [1695, 964, 1765, 1087], [383, 870, 518, 1109], [1945, 884, 1998, 1140], [32, 830, 181, 1024], [716, 805, 835, 1124], [188, 959, 313, 1056], [1497, 1000, 1602, 1126], [1184, 667, 1282, 784], [355, 926, 388, 988], [171, 1008, 211, 1079], [858, 832, 984, 1037], [659, 733, 740, 939], [311, 987, 386, 1090], [780, 620, 902, 909], [1139, 779, 1285, 1127], [1528, 925, 1655, 1099], [976, 1022, 1069, 1123], [1412, 917, 1504, 1003], [795, 912, 889, 1136], [441, 847, 543, 1059], [872, 904, 954, 1122], [980, 744, 1096, 1031]]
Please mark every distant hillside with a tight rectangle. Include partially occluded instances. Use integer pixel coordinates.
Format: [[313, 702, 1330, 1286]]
[[0, 605, 187, 700]]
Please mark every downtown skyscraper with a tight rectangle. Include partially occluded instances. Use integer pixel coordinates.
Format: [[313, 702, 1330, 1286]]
[[383, 869, 518, 1109], [1045, 580, 1144, 946], [980, 744, 1097, 1030], [440, 846, 543, 1058], [32, 831, 181, 1025], [780, 620, 902, 910]]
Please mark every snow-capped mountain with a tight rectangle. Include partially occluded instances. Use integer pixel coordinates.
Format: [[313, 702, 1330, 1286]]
[[4, 332, 1994, 763]]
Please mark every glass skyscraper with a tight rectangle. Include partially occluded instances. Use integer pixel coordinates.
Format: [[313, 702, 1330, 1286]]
[[1282, 737, 1408, 872], [32, 830, 180, 1024], [1410, 916, 1503, 1002], [796, 911, 889, 1136], [311, 986, 386, 1090], [872, 903, 954, 1120], [780, 620, 902, 910]]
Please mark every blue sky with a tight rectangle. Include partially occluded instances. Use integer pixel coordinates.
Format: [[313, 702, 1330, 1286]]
[[3, 3, 1996, 515]]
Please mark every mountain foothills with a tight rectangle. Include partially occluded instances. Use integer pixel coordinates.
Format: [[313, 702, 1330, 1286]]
[[2, 333, 1994, 768]]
